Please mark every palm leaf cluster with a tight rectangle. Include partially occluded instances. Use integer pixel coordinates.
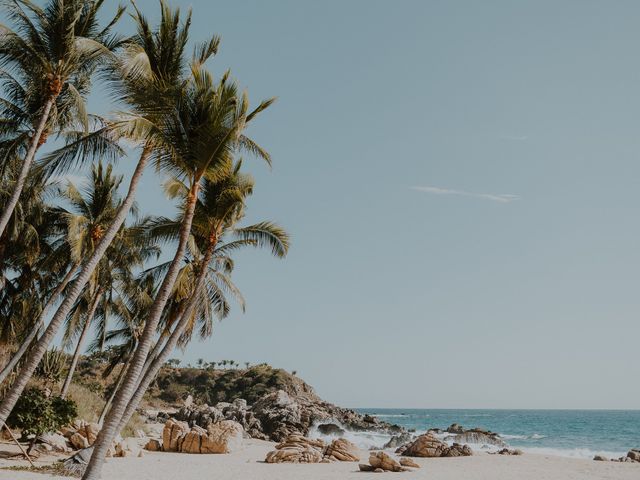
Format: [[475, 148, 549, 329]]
[[0, 2, 289, 479]]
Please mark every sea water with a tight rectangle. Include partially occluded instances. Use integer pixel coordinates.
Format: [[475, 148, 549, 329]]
[[309, 409, 640, 459]]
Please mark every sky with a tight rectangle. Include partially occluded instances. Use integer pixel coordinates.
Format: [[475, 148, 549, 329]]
[[12, 0, 640, 409]]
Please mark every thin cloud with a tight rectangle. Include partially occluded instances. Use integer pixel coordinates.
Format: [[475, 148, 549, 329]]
[[411, 186, 519, 203], [499, 135, 528, 141]]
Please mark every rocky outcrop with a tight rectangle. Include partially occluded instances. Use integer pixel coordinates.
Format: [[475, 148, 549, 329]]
[[38, 433, 71, 453], [448, 431, 506, 448], [323, 438, 360, 462], [264, 435, 361, 464], [159, 418, 243, 454], [170, 389, 403, 443], [265, 435, 325, 463], [446, 423, 465, 434], [628, 449, 640, 462], [383, 432, 414, 449], [397, 433, 472, 458]]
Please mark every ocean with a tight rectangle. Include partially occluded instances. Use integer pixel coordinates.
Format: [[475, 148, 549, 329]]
[[310, 409, 640, 459]]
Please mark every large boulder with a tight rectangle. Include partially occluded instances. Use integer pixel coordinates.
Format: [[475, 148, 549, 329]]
[[162, 418, 190, 452], [70, 432, 89, 450], [323, 438, 360, 462], [398, 433, 472, 458], [265, 435, 325, 463], [253, 390, 304, 442], [181, 425, 208, 454], [627, 449, 640, 462], [38, 433, 70, 453], [201, 420, 244, 454], [368, 451, 405, 472]]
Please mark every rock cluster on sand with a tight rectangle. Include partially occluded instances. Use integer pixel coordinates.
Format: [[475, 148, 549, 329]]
[[594, 449, 640, 463], [358, 452, 421, 473], [435, 424, 507, 448], [492, 448, 524, 456], [154, 418, 243, 454], [170, 389, 402, 443], [37, 419, 101, 453], [396, 433, 472, 458], [264, 434, 360, 463]]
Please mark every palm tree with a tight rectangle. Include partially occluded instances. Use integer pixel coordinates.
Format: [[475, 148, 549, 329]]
[[0, 0, 202, 429], [0, 0, 124, 236], [58, 163, 159, 398], [85, 61, 275, 479], [114, 167, 289, 434]]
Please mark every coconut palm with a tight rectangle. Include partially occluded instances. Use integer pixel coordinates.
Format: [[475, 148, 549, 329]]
[[0, 0, 124, 236], [114, 166, 289, 434], [84, 62, 275, 479], [57, 163, 160, 397], [0, 0, 204, 429]]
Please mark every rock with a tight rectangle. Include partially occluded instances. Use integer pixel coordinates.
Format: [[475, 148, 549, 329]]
[[383, 432, 414, 449], [317, 423, 345, 436], [400, 457, 420, 468], [183, 395, 193, 408], [494, 448, 523, 456], [83, 423, 100, 445], [359, 463, 376, 472], [368, 451, 406, 472], [628, 449, 640, 462], [38, 433, 69, 453], [70, 432, 89, 450], [201, 420, 244, 454], [144, 439, 162, 451], [181, 425, 207, 454], [323, 438, 360, 462], [448, 431, 506, 447], [253, 390, 304, 442], [162, 418, 190, 452], [114, 439, 140, 458], [446, 423, 465, 434], [446, 443, 473, 457], [593, 455, 609, 461], [265, 435, 325, 463], [398, 433, 449, 457], [399, 433, 472, 458]]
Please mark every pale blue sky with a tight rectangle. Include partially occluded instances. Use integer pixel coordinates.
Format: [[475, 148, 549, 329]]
[[30, 0, 640, 409]]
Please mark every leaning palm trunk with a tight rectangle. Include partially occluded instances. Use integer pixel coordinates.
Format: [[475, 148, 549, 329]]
[[0, 261, 80, 384], [118, 243, 216, 431], [61, 288, 103, 398], [0, 148, 150, 427], [82, 184, 201, 480], [98, 361, 129, 426], [0, 96, 55, 237]]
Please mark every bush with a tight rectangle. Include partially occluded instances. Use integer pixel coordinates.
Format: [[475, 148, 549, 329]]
[[34, 348, 66, 387], [7, 388, 77, 446]]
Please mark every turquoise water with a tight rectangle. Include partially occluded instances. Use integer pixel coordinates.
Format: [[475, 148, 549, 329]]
[[356, 409, 640, 458]]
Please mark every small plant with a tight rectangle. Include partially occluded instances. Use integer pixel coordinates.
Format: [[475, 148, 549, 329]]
[[7, 388, 77, 453], [35, 348, 66, 388]]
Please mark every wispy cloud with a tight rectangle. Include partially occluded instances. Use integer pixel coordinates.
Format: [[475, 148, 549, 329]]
[[499, 135, 528, 141], [411, 186, 519, 203]]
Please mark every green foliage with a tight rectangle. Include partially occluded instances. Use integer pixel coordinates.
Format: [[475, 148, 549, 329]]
[[7, 388, 77, 438], [152, 364, 298, 406], [35, 348, 66, 386]]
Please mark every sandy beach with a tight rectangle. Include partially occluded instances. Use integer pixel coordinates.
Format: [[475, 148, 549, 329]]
[[1, 439, 638, 480]]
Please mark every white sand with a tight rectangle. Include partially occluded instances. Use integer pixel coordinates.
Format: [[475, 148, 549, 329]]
[[1, 439, 638, 480]]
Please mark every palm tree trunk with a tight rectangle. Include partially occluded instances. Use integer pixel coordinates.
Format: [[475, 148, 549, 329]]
[[0, 96, 55, 237], [83, 183, 200, 480], [0, 147, 150, 428], [0, 261, 80, 385], [117, 242, 215, 432], [61, 288, 103, 398], [98, 362, 128, 425]]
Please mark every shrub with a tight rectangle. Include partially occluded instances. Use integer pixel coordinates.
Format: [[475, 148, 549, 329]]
[[7, 388, 77, 451]]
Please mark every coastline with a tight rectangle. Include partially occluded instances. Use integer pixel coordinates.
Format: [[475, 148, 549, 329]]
[[2, 439, 639, 480]]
